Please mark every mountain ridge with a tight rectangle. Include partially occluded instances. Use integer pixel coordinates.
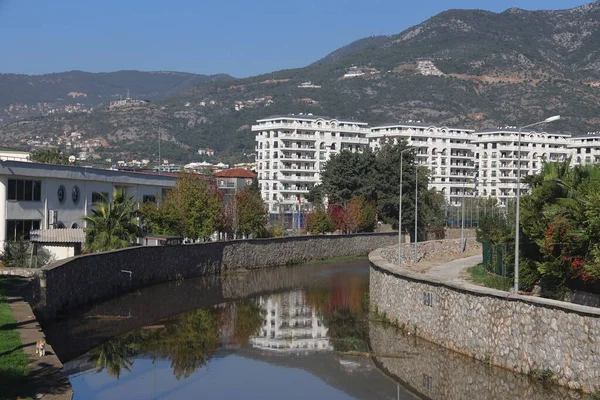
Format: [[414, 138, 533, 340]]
[[1, 1, 600, 164]]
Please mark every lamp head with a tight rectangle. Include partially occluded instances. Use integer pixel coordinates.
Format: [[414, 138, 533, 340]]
[[544, 115, 560, 123]]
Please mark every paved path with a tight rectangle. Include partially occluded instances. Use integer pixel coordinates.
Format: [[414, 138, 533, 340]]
[[426, 255, 482, 281], [5, 278, 73, 400]]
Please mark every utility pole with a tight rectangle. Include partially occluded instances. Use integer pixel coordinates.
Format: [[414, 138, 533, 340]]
[[414, 166, 418, 263], [158, 126, 162, 175]]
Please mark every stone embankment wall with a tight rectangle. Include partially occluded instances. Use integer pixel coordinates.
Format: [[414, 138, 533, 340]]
[[369, 247, 600, 393], [380, 237, 480, 265], [369, 322, 578, 400], [38, 233, 397, 320]]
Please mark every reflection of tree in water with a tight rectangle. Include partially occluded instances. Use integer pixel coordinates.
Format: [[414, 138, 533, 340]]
[[305, 274, 370, 352], [87, 338, 137, 379], [232, 301, 266, 346], [87, 299, 265, 380]]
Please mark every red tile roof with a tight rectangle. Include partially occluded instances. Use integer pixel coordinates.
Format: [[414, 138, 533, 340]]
[[215, 168, 256, 178]]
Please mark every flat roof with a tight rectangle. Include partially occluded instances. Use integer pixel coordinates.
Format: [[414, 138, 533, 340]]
[[475, 128, 571, 137], [256, 114, 369, 125], [371, 122, 475, 131], [0, 160, 177, 187]]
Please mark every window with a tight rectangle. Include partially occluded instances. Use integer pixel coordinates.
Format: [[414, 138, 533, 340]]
[[57, 185, 66, 204], [72, 186, 80, 204], [143, 195, 157, 203], [7, 179, 42, 201], [6, 219, 41, 240], [92, 191, 109, 204]]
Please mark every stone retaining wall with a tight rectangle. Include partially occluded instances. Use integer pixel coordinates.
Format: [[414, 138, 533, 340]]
[[369, 322, 578, 400], [380, 237, 480, 265], [0, 267, 41, 277], [37, 233, 397, 320], [369, 247, 600, 393]]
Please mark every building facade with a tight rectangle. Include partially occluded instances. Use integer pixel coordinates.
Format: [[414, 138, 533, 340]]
[[567, 132, 600, 166], [0, 160, 176, 247], [252, 114, 370, 221], [472, 128, 571, 206], [369, 122, 476, 206], [254, 115, 595, 211]]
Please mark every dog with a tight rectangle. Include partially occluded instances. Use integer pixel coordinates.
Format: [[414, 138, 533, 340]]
[[35, 338, 46, 357]]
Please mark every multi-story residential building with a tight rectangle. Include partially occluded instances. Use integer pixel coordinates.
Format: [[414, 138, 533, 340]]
[[252, 114, 370, 224], [249, 290, 332, 352], [472, 127, 571, 206], [369, 122, 476, 206], [568, 132, 600, 166]]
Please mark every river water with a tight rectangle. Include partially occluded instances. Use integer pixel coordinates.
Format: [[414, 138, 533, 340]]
[[44, 260, 583, 400]]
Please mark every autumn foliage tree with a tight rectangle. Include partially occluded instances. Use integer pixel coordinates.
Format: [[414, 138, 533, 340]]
[[306, 207, 335, 235]]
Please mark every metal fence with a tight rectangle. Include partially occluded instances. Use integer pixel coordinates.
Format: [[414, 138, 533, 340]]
[[482, 242, 513, 277]]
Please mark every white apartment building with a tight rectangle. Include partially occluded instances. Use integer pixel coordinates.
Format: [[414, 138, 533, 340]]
[[369, 122, 476, 206], [252, 114, 370, 220], [472, 128, 571, 206], [568, 132, 600, 166], [249, 290, 332, 352]]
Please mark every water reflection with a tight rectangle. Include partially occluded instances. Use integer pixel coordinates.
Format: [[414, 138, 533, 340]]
[[63, 261, 583, 400], [250, 290, 332, 352]]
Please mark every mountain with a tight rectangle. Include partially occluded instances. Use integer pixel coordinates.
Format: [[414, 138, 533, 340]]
[[1, 1, 600, 165], [0, 70, 233, 123], [309, 35, 390, 67]]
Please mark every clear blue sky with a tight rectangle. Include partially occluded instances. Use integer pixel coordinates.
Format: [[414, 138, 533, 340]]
[[0, 0, 590, 77]]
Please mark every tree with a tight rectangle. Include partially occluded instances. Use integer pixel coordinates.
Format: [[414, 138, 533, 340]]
[[313, 139, 441, 233], [306, 207, 335, 235], [348, 196, 376, 233], [519, 161, 600, 294], [84, 189, 142, 253], [2, 239, 53, 268], [141, 172, 221, 241], [29, 149, 71, 165], [236, 189, 267, 238]]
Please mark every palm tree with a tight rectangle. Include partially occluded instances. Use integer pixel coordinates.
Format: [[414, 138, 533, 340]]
[[88, 338, 135, 379], [84, 189, 142, 252]]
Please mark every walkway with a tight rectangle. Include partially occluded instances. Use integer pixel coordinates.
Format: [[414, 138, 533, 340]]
[[5, 278, 73, 400], [426, 255, 482, 281]]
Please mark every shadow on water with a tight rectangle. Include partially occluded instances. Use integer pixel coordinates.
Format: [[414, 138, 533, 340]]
[[50, 260, 584, 400]]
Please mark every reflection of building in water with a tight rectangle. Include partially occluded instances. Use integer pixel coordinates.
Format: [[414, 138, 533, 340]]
[[250, 290, 332, 352]]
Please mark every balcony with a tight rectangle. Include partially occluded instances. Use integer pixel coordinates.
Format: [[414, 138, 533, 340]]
[[279, 175, 318, 182]]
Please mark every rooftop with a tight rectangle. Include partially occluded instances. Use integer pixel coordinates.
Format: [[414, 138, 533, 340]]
[[0, 160, 178, 186], [215, 168, 256, 178], [372, 121, 475, 131], [30, 228, 85, 244], [257, 114, 369, 125], [476, 127, 571, 137]]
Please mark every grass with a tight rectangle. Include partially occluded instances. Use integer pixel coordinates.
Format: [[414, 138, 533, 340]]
[[466, 264, 513, 291], [0, 276, 34, 400]]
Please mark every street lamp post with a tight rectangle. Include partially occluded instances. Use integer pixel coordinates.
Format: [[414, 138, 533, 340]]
[[514, 115, 560, 293], [398, 148, 411, 265], [414, 165, 419, 263]]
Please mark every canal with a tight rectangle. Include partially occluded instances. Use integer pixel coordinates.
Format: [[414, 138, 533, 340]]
[[44, 259, 582, 399]]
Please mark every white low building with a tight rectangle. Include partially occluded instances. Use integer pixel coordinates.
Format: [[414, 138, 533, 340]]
[[252, 114, 370, 223], [0, 160, 177, 249]]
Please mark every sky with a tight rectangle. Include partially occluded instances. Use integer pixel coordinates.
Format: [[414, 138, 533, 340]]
[[0, 0, 591, 78]]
